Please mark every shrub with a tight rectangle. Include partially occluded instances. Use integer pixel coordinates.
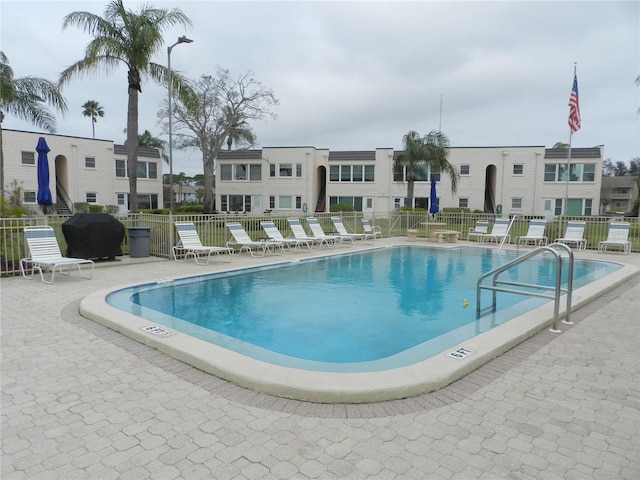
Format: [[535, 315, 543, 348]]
[[89, 205, 104, 213], [74, 202, 89, 213], [176, 204, 204, 213], [398, 206, 426, 212], [105, 205, 119, 214], [330, 203, 354, 212]]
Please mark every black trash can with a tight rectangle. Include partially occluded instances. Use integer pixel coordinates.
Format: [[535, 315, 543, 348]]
[[62, 213, 125, 260], [128, 227, 151, 258]]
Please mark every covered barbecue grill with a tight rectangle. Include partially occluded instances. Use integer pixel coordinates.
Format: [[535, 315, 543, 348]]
[[62, 213, 125, 260]]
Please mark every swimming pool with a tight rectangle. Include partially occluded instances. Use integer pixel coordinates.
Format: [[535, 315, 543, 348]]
[[82, 245, 633, 402], [106, 246, 618, 369]]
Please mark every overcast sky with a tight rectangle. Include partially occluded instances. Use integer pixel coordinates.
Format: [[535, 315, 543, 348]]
[[2, 0, 638, 176]]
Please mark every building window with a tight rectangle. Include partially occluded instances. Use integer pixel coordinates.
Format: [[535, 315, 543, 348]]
[[278, 196, 292, 209], [340, 165, 351, 182], [615, 188, 629, 195], [279, 164, 292, 177], [117, 193, 127, 207], [220, 195, 252, 213], [544, 163, 595, 182], [329, 196, 364, 211], [394, 197, 403, 208], [220, 164, 232, 181], [249, 164, 262, 181], [459, 198, 469, 208], [511, 197, 522, 209], [234, 164, 247, 180], [296, 196, 302, 209], [460, 164, 470, 175], [269, 196, 275, 209], [115, 159, 127, 177], [23, 191, 36, 203], [136, 194, 158, 210], [269, 164, 276, 177], [21, 152, 35, 165], [430, 166, 441, 182], [393, 164, 404, 182], [137, 161, 157, 179], [296, 163, 302, 177], [86, 192, 97, 203], [329, 164, 375, 182], [513, 164, 524, 175], [364, 165, 375, 182], [220, 164, 261, 181], [85, 157, 96, 168], [353, 165, 363, 182], [415, 165, 429, 181]]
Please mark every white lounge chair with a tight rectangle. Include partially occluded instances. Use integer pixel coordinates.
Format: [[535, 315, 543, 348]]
[[261, 221, 312, 251], [555, 221, 587, 250], [476, 218, 511, 244], [20, 226, 94, 284], [361, 219, 382, 239], [173, 222, 232, 264], [468, 220, 489, 241], [306, 217, 349, 246], [598, 222, 631, 254], [287, 218, 326, 248], [226, 222, 284, 257], [331, 216, 372, 241], [515, 219, 547, 246]]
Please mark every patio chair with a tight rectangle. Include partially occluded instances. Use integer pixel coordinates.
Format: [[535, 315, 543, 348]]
[[361, 219, 383, 239], [515, 219, 548, 247], [467, 220, 489, 241], [331, 216, 372, 241], [598, 222, 631, 254], [475, 218, 512, 244], [20, 226, 94, 284], [554, 221, 587, 250], [226, 222, 284, 257], [287, 218, 326, 248], [306, 217, 350, 246], [260, 221, 312, 251], [173, 222, 232, 265]]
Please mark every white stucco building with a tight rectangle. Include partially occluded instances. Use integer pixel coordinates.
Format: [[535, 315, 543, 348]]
[[216, 145, 603, 218], [2, 129, 164, 214]]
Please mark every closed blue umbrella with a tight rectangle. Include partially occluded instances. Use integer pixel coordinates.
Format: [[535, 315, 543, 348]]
[[429, 177, 438, 217], [36, 137, 53, 212]]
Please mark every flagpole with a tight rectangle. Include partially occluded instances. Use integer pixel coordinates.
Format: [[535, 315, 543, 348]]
[[565, 62, 580, 215], [564, 130, 572, 214]]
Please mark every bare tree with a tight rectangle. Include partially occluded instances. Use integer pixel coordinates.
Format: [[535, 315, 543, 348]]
[[158, 68, 278, 213]]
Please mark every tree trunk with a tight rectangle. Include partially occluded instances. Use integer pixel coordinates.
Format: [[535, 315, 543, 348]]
[[407, 180, 415, 209], [203, 154, 215, 213], [126, 84, 139, 213]]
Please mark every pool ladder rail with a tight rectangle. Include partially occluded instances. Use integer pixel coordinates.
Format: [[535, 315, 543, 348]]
[[476, 243, 575, 333]]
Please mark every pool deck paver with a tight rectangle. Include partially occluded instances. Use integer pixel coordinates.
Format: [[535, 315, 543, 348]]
[[1, 239, 639, 479]]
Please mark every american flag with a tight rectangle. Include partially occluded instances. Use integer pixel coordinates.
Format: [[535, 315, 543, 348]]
[[568, 73, 581, 133]]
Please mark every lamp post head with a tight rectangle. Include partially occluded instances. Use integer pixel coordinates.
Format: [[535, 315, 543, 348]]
[[178, 35, 193, 44]]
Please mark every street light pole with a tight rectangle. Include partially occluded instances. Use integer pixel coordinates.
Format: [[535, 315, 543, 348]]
[[167, 35, 193, 216]]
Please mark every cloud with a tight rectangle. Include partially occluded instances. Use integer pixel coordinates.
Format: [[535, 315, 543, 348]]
[[2, 0, 637, 176]]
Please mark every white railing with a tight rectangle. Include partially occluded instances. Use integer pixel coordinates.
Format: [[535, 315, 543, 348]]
[[1, 212, 637, 275]]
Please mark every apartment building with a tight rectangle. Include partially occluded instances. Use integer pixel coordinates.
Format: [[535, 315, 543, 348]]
[[600, 176, 639, 214], [2, 129, 163, 214], [216, 145, 603, 218]]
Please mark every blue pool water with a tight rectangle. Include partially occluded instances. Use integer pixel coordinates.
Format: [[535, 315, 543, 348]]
[[107, 246, 620, 372]]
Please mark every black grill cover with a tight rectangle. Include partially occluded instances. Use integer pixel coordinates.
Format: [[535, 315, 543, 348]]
[[62, 213, 125, 259]]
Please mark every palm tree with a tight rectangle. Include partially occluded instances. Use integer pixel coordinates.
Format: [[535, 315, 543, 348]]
[[81, 100, 104, 138], [226, 118, 255, 150], [59, 0, 192, 212], [394, 130, 458, 208], [0, 51, 68, 199]]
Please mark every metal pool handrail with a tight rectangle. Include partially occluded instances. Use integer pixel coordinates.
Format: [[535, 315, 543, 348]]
[[476, 243, 574, 332]]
